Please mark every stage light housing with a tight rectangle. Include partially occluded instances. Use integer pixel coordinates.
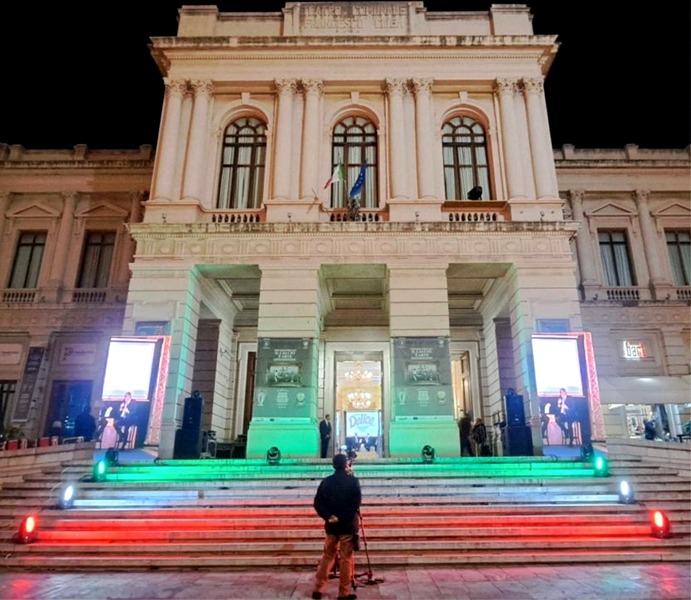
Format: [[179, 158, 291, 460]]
[[58, 482, 76, 509], [92, 459, 108, 482], [421, 445, 436, 463], [617, 480, 635, 504], [16, 515, 38, 544], [266, 446, 282, 465], [105, 447, 119, 466], [580, 442, 594, 461], [650, 510, 672, 538], [593, 455, 609, 477]]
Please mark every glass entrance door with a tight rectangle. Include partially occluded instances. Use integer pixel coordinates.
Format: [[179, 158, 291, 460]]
[[335, 359, 382, 458]]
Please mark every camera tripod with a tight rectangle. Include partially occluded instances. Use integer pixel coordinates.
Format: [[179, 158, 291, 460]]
[[329, 510, 384, 587]]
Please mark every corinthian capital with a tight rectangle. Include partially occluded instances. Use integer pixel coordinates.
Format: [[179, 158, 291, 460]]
[[275, 78, 298, 95], [301, 79, 323, 95], [385, 78, 407, 97], [163, 78, 188, 98], [522, 77, 544, 95], [191, 79, 214, 99], [411, 78, 433, 95], [494, 78, 518, 95]]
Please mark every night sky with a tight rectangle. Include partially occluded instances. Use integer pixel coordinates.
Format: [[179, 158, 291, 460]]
[[1, 1, 688, 150]]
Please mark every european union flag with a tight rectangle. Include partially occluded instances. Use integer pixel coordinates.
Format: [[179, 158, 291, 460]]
[[349, 161, 368, 199]]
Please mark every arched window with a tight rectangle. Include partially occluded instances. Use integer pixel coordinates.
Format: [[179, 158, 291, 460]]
[[442, 116, 490, 201], [329, 116, 378, 209], [217, 117, 266, 209]]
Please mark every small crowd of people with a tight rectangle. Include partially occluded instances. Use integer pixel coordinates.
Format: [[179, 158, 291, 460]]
[[458, 415, 490, 456]]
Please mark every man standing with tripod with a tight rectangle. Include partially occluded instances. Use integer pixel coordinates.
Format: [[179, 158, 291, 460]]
[[312, 453, 361, 600]]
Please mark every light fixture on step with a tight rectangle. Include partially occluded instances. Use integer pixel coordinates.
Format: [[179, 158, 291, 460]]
[[421, 444, 436, 463], [266, 446, 282, 465], [650, 510, 672, 538], [617, 480, 635, 504], [105, 447, 119, 466], [58, 482, 76, 509], [15, 515, 39, 544], [580, 442, 594, 461], [92, 459, 108, 482], [593, 455, 609, 477]]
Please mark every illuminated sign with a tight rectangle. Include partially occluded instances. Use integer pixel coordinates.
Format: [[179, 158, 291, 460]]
[[622, 340, 647, 360]]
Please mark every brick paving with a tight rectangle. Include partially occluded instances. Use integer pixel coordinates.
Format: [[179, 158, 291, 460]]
[[0, 563, 689, 600]]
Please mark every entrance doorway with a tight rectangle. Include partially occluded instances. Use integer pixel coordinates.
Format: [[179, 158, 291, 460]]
[[335, 356, 383, 458], [46, 380, 93, 437]]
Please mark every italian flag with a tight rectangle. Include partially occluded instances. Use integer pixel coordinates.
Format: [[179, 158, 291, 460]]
[[323, 164, 344, 189]]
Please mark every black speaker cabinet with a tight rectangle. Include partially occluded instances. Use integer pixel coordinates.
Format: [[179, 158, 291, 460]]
[[506, 425, 534, 456], [505, 392, 525, 426], [182, 394, 203, 431], [173, 428, 202, 459]]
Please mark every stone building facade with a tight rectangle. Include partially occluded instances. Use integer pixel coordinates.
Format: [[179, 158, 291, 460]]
[[0, 3, 688, 459]]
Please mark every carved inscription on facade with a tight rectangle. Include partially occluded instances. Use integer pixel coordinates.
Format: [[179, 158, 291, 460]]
[[299, 3, 408, 34]]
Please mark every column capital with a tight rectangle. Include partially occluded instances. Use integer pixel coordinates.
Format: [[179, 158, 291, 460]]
[[495, 77, 518, 95], [190, 79, 214, 99], [522, 77, 544, 95], [275, 78, 298, 95], [301, 79, 323, 95], [568, 189, 585, 203], [633, 189, 651, 203], [411, 78, 433, 94], [385, 78, 408, 96], [163, 78, 188, 98]]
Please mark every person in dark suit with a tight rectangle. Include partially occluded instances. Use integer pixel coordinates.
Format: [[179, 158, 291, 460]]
[[311, 454, 361, 600], [73, 406, 97, 442], [319, 414, 332, 459]]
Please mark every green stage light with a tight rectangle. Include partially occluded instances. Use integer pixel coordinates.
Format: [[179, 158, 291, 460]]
[[618, 480, 635, 504], [93, 459, 108, 482], [15, 515, 38, 544], [593, 455, 609, 477], [266, 446, 282, 465], [421, 445, 436, 463], [650, 510, 672, 538]]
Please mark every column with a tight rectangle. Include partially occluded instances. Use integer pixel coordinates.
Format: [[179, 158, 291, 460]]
[[569, 190, 598, 289], [152, 79, 187, 202], [523, 77, 559, 199], [635, 189, 666, 287], [273, 79, 298, 200], [246, 265, 326, 458], [48, 192, 76, 286], [300, 79, 322, 200], [411, 78, 435, 199], [0, 191, 10, 239], [387, 265, 459, 457], [117, 191, 145, 284], [181, 80, 214, 203], [495, 78, 525, 199], [386, 78, 408, 200]]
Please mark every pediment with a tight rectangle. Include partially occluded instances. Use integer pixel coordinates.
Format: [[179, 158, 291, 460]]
[[653, 203, 691, 218], [588, 202, 635, 217], [7, 202, 60, 218], [75, 201, 129, 219]]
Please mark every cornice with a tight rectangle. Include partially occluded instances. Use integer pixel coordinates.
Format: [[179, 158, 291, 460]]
[[0, 160, 155, 170]]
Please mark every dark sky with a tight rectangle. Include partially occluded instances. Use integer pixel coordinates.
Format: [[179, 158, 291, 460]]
[[1, 1, 689, 150]]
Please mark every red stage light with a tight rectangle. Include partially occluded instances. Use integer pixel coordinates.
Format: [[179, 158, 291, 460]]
[[650, 510, 672, 538], [16, 515, 39, 544]]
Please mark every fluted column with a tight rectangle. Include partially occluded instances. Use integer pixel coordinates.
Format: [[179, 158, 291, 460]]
[[495, 78, 525, 199], [273, 78, 298, 200], [412, 78, 435, 199], [300, 79, 323, 199], [152, 79, 187, 202], [0, 191, 10, 239], [386, 78, 408, 200], [523, 77, 559, 199], [48, 192, 76, 285], [569, 190, 597, 287], [635, 189, 665, 285], [181, 80, 214, 203]]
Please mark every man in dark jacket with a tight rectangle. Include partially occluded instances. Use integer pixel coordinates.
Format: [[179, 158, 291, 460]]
[[319, 414, 332, 458], [311, 453, 361, 600]]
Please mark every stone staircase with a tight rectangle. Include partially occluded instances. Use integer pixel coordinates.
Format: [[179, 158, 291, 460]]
[[0, 453, 688, 570]]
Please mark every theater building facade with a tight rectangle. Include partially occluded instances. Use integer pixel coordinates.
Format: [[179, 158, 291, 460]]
[[0, 3, 689, 459]]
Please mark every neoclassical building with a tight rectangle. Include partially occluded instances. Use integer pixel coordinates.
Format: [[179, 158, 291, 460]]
[[0, 3, 688, 459]]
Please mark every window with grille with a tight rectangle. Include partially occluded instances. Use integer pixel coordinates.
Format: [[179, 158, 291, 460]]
[[329, 116, 378, 209], [666, 230, 691, 286], [217, 117, 267, 209], [0, 380, 17, 431], [8, 232, 46, 289], [598, 230, 635, 287], [442, 116, 490, 201], [77, 232, 115, 288]]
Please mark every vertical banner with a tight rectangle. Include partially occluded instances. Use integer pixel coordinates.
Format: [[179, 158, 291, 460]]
[[392, 337, 454, 418], [12, 346, 45, 422], [253, 338, 317, 418]]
